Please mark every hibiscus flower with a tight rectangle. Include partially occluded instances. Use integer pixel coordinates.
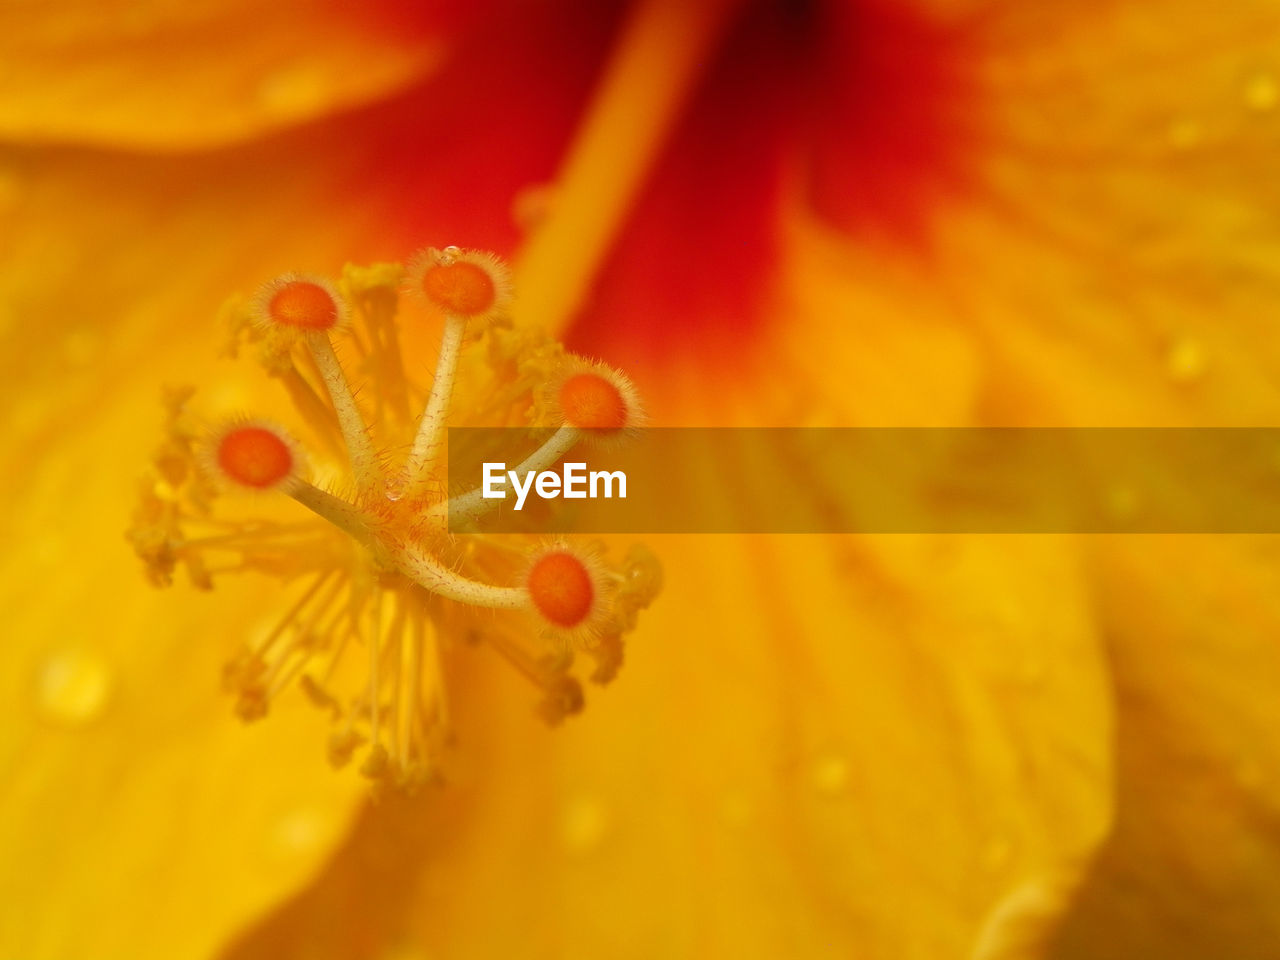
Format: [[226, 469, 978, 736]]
[[2, 0, 1279, 959]]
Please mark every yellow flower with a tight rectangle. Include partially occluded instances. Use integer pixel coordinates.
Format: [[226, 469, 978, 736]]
[[2, 2, 1279, 960]]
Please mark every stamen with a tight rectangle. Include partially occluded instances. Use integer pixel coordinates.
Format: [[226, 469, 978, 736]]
[[513, 0, 742, 333], [528, 550, 594, 628], [401, 314, 465, 496], [560, 373, 626, 430], [435, 424, 581, 523], [276, 366, 345, 460], [287, 482, 375, 545], [424, 261, 494, 315], [397, 541, 527, 610], [267, 280, 341, 331], [408, 246, 511, 321], [253, 275, 384, 498], [131, 250, 662, 788], [546, 362, 641, 436], [401, 248, 513, 497], [215, 423, 298, 490], [305, 334, 386, 499]]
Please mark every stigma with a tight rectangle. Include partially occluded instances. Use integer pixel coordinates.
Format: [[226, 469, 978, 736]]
[[128, 250, 661, 790]]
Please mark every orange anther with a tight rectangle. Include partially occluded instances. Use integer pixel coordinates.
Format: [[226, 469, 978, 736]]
[[421, 261, 497, 317], [217, 426, 295, 489], [559, 373, 627, 431], [268, 280, 340, 330], [528, 551, 594, 628]]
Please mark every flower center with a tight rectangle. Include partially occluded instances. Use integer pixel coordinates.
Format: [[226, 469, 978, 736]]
[[130, 252, 662, 790]]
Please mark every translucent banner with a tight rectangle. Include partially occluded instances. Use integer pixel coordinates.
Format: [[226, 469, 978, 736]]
[[445, 428, 1280, 533]]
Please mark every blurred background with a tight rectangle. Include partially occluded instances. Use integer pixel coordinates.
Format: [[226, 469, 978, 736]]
[[2, 0, 1280, 958]]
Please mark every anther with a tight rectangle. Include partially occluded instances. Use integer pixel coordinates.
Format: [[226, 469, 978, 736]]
[[408, 247, 511, 320], [213, 422, 299, 490], [254, 274, 382, 496], [549, 362, 641, 436], [560, 373, 626, 430], [401, 250, 513, 496], [527, 549, 596, 629], [256, 275, 348, 334]]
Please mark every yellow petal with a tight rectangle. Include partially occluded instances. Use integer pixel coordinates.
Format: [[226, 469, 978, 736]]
[[939, 1, 1280, 425], [0, 377, 367, 960], [220, 532, 1111, 959], [1050, 536, 1280, 958], [0, 0, 446, 149], [0, 139, 389, 958]]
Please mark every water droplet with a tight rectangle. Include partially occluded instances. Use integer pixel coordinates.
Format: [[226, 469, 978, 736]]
[[1166, 118, 1202, 151], [269, 806, 330, 860], [559, 795, 609, 855], [1245, 72, 1278, 112], [36, 649, 111, 725], [1165, 336, 1207, 383], [812, 754, 849, 796]]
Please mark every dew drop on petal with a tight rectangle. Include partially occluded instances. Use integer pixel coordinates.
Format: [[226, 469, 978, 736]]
[[36, 649, 111, 725], [1165, 336, 1207, 383], [1245, 72, 1279, 112], [268, 806, 330, 862], [559, 795, 609, 855], [812, 754, 850, 796]]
